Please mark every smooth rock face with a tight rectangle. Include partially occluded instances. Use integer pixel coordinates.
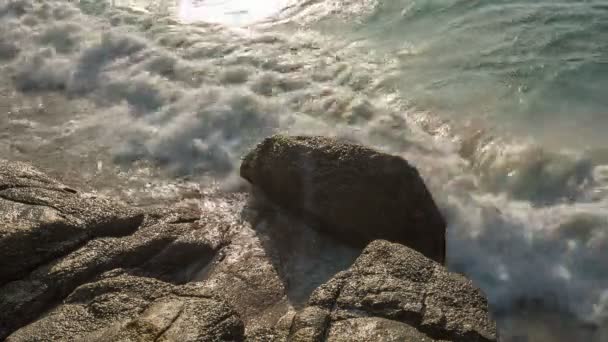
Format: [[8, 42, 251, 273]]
[[289, 240, 497, 342], [240, 135, 446, 263]]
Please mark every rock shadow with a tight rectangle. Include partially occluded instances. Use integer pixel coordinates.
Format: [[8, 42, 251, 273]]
[[241, 189, 361, 308], [131, 238, 218, 285]]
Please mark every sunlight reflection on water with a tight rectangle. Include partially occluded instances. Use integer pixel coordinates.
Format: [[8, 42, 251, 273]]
[[177, 0, 292, 26]]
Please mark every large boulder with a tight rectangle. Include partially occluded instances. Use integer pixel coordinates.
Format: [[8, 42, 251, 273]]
[[240, 135, 446, 263], [288, 240, 497, 342]]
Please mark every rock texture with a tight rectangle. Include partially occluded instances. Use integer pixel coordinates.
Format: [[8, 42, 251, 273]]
[[241, 135, 446, 264], [0, 158, 496, 341], [0, 160, 270, 341], [6, 271, 244, 342], [0, 161, 144, 285], [289, 240, 497, 342]]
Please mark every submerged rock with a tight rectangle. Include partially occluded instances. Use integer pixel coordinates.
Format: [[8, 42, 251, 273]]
[[289, 240, 497, 342], [240, 135, 446, 263]]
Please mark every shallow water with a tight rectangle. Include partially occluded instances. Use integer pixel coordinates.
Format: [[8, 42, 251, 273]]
[[1, 0, 607, 340]]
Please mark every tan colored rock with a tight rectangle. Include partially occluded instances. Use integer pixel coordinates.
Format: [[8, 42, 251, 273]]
[[289, 240, 497, 342]]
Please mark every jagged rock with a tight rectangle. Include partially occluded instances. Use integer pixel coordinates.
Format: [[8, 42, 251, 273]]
[[6, 271, 244, 342], [0, 160, 285, 340], [288, 240, 497, 342], [1, 159, 496, 341], [240, 135, 446, 263], [0, 206, 223, 339], [0, 160, 144, 285]]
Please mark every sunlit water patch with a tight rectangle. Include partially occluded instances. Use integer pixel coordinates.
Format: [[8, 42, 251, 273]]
[[178, 0, 292, 25], [113, 0, 293, 25]]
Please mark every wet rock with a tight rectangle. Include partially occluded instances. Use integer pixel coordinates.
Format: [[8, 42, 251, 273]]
[[327, 317, 437, 341], [289, 240, 497, 342], [6, 272, 244, 342], [0, 212, 214, 339], [240, 135, 446, 263], [1, 160, 493, 341], [0, 160, 291, 340], [0, 160, 144, 285], [246, 326, 290, 342]]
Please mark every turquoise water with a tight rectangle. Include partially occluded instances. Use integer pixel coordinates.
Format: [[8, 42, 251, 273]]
[[283, 0, 608, 149]]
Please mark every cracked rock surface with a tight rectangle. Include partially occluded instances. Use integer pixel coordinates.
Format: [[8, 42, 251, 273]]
[[0, 159, 268, 341], [288, 240, 497, 342], [7, 271, 244, 342], [0, 160, 144, 285], [0, 159, 496, 341]]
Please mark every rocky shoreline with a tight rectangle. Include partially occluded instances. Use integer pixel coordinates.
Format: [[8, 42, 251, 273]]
[[0, 136, 497, 341]]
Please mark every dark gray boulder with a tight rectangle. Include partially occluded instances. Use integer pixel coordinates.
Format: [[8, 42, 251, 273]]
[[288, 240, 497, 342], [240, 135, 446, 263]]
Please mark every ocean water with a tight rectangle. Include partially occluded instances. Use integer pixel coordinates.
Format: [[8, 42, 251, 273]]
[[287, 0, 608, 150], [1, 0, 607, 340]]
